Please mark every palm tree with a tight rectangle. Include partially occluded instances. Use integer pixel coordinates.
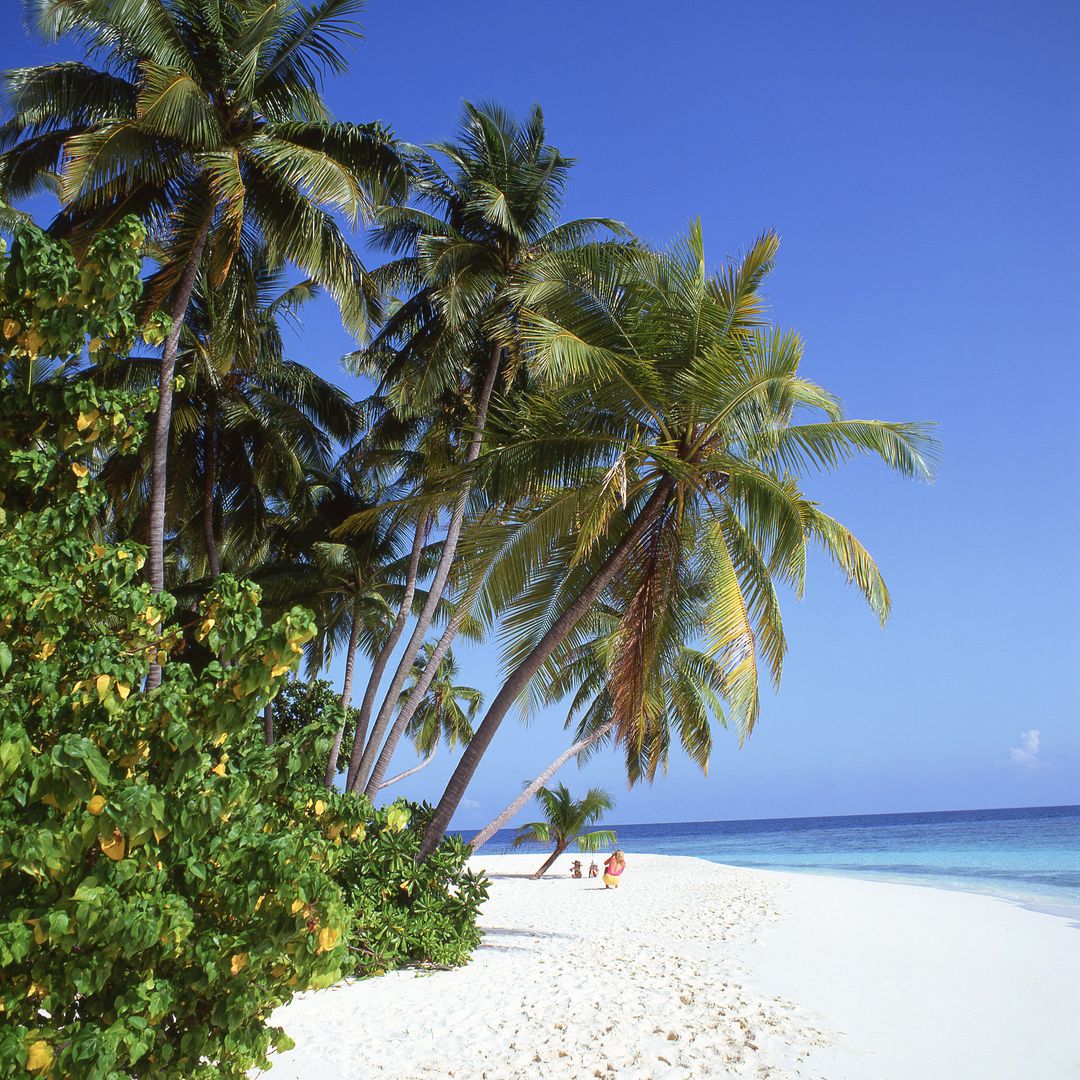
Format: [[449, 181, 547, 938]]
[[93, 250, 362, 582], [0, 0, 405, 685], [342, 101, 627, 795], [471, 592, 727, 852], [416, 224, 938, 859], [377, 646, 481, 791], [511, 784, 616, 879]]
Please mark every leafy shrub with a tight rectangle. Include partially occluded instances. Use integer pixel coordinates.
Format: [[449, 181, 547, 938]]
[[271, 678, 357, 785], [0, 218, 490, 1078], [0, 222, 366, 1079], [333, 801, 489, 976]]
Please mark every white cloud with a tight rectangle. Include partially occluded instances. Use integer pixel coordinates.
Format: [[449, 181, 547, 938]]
[[461, 798, 481, 810], [1009, 729, 1042, 769]]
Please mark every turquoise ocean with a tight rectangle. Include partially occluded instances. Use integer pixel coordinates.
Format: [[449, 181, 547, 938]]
[[467, 804, 1080, 921]]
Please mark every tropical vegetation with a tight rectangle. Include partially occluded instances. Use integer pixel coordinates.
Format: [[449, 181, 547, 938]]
[[0, 0, 937, 1072]]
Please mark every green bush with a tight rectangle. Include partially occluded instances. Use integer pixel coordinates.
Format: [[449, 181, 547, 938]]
[[0, 218, 490, 1078], [334, 801, 489, 976], [271, 678, 357, 786], [0, 222, 365, 1079]]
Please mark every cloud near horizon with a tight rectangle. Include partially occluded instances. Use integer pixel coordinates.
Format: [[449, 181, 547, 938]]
[[1008, 729, 1042, 769]]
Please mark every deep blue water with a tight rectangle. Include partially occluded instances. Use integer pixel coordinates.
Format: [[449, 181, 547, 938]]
[[464, 804, 1080, 917]]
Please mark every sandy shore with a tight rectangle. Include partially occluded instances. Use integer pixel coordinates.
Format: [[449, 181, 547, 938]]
[[258, 853, 1080, 1079]]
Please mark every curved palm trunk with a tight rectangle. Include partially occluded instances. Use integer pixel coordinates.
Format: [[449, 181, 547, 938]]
[[470, 718, 617, 853], [339, 513, 427, 787], [145, 222, 212, 690], [347, 344, 501, 793], [201, 393, 220, 579], [378, 745, 437, 791], [323, 614, 362, 787], [416, 481, 674, 862], [362, 604, 463, 799], [533, 843, 568, 879]]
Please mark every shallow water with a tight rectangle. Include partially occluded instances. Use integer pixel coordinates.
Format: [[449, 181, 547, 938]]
[[465, 804, 1080, 916]]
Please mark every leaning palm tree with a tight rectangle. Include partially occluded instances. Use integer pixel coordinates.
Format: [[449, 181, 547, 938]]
[[0, 0, 405, 685], [342, 101, 628, 796], [470, 586, 726, 852], [416, 224, 938, 859], [512, 784, 616, 879], [377, 646, 481, 792]]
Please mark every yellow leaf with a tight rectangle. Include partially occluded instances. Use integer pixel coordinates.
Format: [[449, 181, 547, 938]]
[[95, 674, 111, 700], [3, 318, 20, 338], [37, 641, 55, 661], [349, 824, 366, 842], [116, 549, 130, 560], [313, 800, 326, 817], [153, 827, 167, 842], [213, 732, 228, 747], [87, 795, 106, 816], [25, 1040, 52, 1072], [255, 894, 265, 911], [198, 617, 215, 640], [76, 409, 99, 431], [144, 607, 161, 626], [87, 336, 102, 353], [316, 927, 339, 953], [230, 953, 248, 976], [115, 682, 131, 701], [211, 761, 227, 778], [92, 544, 107, 558], [26, 983, 46, 999], [290, 899, 305, 915], [99, 831, 125, 861], [270, 663, 290, 677], [33, 924, 46, 945], [326, 824, 343, 841], [40, 793, 60, 810], [71, 462, 89, 478]]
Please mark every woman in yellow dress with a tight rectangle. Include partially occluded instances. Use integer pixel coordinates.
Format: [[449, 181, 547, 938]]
[[602, 850, 626, 888]]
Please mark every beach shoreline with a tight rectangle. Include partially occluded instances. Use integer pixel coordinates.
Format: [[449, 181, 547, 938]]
[[261, 853, 1080, 1079]]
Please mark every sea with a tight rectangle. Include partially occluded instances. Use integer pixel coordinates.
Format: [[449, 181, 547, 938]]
[[465, 804, 1080, 921]]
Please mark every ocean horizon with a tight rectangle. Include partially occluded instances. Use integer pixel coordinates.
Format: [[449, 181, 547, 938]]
[[463, 803, 1080, 920]]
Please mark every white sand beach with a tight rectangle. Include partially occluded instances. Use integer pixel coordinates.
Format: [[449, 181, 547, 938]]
[[260, 853, 1080, 1079]]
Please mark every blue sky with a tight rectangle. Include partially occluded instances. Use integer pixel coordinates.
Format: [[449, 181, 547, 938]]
[[5, 1, 1078, 828]]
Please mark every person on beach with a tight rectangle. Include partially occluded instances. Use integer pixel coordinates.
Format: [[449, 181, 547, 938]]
[[588, 861, 599, 878], [571, 859, 583, 878], [602, 850, 626, 888]]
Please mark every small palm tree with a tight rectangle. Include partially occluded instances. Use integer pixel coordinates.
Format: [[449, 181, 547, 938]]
[[377, 647, 481, 791], [512, 784, 616, 879]]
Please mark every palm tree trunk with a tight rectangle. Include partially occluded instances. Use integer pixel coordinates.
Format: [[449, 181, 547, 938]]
[[378, 745, 437, 791], [263, 702, 274, 746], [324, 614, 362, 787], [470, 718, 617, 853], [362, 604, 463, 799], [346, 343, 501, 793], [533, 843, 568, 879], [201, 393, 220, 579], [339, 513, 427, 788], [416, 481, 674, 862], [145, 221, 212, 690]]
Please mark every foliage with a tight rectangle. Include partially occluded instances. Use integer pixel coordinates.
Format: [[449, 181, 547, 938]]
[[272, 678, 358, 786], [0, 223, 368, 1078], [1, 0, 405, 334], [332, 801, 489, 976]]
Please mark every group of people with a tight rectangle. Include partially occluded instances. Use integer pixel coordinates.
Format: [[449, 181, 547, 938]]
[[570, 850, 626, 888]]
